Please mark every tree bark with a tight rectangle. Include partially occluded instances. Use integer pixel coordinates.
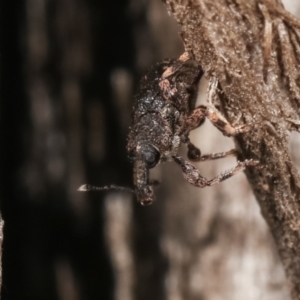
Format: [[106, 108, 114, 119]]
[[162, 0, 300, 298]]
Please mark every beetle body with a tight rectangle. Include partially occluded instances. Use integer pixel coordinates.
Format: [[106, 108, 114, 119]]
[[79, 54, 257, 205], [127, 57, 203, 205]]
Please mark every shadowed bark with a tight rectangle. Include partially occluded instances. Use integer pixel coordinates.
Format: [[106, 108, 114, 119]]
[[0, 218, 3, 291], [162, 0, 300, 298]]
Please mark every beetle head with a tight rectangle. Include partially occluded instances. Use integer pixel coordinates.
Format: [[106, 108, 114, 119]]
[[132, 143, 160, 205]]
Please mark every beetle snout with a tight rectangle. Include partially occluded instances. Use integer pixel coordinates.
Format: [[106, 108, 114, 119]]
[[132, 146, 159, 206], [137, 185, 154, 206]]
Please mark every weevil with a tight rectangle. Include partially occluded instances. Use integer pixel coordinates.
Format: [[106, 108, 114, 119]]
[[79, 53, 258, 205]]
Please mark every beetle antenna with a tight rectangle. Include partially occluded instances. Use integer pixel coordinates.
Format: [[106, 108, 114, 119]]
[[78, 184, 135, 194]]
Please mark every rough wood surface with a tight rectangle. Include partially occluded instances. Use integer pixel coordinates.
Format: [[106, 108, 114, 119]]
[[162, 0, 300, 298]]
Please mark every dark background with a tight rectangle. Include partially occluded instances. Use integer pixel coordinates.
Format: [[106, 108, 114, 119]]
[[0, 0, 181, 299]]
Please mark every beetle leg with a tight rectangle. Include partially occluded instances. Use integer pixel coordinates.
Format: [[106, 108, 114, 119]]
[[186, 140, 201, 161], [187, 144, 237, 162], [206, 77, 252, 136], [172, 155, 258, 188], [205, 104, 252, 136], [196, 149, 237, 161], [184, 105, 206, 133], [183, 135, 236, 162], [181, 105, 206, 161], [161, 52, 192, 79]]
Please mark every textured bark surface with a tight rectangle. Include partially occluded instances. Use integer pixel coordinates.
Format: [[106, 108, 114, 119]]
[[162, 0, 300, 298]]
